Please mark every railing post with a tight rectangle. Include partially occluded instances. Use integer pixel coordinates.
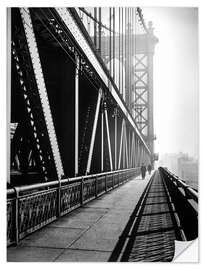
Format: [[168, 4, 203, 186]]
[[57, 180, 61, 217], [112, 173, 114, 188], [105, 174, 107, 192], [95, 175, 98, 198], [14, 187, 19, 245], [81, 177, 84, 206], [118, 172, 120, 186]]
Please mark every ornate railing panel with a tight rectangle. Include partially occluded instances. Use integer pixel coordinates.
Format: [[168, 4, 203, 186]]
[[19, 189, 58, 239], [60, 182, 81, 215], [114, 173, 119, 187], [106, 174, 114, 190], [97, 175, 106, 195], [83, 178, 96, 203], [7, 199, 15, 245], [7, 168, 139, 246]]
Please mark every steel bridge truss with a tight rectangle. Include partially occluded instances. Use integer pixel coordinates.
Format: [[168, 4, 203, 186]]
[[9, 7, 153, 185], [133, 53, 149, 135]]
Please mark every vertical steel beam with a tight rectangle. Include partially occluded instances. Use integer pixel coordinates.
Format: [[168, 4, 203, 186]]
[[75, 55, 79, 176], [20, 8, 64, 180], [121, 8, 124, 95], [98, 8, 101, 54], [134, 135, 137, 167], [130, 132, 135, 167], [94, 8, 97, 48], [124, 7, 127, 102], [114, 108, 117, 170], [137, 140, 141, 166], [124, 121, 129, 168], [101, 101, 104, 172], [118, 119, 124, 169], [123, 135, 125, 169], [7, 8, 11, 184], [104, 103, 113, 171], [109, 8, 112, 77], [132, 8, 136, 119], [133, 134, 136, 167], [113, 7, 115, 80], [123, 121, 126, 168], [86, 88, 102, 174], [130, 134, 133, 167], [118, 7, 121, 91], [128, 128, 131, 167]]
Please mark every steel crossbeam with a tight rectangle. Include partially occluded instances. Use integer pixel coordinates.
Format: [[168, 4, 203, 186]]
[[20, 8, 64, 180]]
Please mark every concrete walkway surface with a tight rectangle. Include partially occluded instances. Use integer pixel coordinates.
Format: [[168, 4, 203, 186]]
[[7, 173, 152, 262]]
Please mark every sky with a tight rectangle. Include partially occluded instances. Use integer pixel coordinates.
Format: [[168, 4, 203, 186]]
[[142, 7, 199, 159]]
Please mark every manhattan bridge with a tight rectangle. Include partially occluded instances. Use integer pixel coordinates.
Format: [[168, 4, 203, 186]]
[[7, 7, 198, 262]]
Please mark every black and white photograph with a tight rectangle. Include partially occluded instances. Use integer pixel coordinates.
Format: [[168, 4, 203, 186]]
[[3, 0, 200, 264]]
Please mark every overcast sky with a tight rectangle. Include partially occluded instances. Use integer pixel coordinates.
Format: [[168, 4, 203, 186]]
[[142, 7, 198, 158]]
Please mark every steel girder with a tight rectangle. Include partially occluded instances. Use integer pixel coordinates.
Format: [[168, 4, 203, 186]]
[[9, 7, 153, 184], [55, 8, 151, 155], [11, 8, 64, 182]]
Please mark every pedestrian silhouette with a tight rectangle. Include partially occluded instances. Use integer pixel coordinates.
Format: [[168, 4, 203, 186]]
[[147, 164, 152, 175], [140, 164, 146, 180]]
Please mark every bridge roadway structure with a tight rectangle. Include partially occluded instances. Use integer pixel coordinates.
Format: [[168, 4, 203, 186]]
[[7, 168, 198, 262]]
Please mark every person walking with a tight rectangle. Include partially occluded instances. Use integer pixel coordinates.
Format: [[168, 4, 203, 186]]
[[140, 163, 146, 180], [147, 164, 152, 175]]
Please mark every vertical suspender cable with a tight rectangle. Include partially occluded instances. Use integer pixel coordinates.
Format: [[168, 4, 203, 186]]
[[98, 8, 101, 54], [113, 7, 115, 80], [94, 8, 97, 48], [109, 8, 112, 77]]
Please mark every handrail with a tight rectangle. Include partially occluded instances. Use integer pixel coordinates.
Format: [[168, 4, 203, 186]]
[[159, 167, 198, 203], [7, 167, 139, 196], [7, 167, 139, 246]]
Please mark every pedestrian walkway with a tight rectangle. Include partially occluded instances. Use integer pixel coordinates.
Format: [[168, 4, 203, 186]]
[[121, 171, 176, 262], [7, 173, 152, 262]]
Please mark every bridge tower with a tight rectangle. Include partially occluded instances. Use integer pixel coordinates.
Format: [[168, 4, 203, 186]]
[[131, 18, 158, 164]]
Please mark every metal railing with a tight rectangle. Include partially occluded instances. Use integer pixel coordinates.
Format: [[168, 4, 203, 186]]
[[7, 167, 140, 246], [159, 167, 198, 203], [158, 167, 198, 241]]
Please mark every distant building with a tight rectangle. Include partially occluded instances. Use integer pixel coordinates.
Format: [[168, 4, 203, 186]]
[[178, 156, 198, 190], [158, 153, 198, 190]]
